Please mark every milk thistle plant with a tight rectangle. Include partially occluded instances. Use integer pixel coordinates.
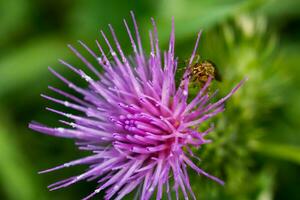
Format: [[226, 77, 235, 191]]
[[30, 12, 245, 200]]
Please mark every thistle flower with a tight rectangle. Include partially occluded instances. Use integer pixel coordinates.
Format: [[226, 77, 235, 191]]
[[29, 12, 245, 200]]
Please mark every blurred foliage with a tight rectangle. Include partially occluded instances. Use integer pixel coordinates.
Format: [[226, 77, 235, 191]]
[[0, 0, 299, 199]]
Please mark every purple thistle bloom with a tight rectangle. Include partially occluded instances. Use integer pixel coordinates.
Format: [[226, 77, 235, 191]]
[[30, 12, 245, 200]]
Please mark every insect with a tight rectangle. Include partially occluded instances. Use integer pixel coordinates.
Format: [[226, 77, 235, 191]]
[[181, 55, 221, 88]]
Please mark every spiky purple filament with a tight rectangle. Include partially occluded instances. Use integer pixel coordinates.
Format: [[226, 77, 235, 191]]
[[29, 11, 246, 200]]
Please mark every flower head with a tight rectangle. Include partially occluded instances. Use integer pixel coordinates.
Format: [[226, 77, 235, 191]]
[[30, 12, 245, 200]]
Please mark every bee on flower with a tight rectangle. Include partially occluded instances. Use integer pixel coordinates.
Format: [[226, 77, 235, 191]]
[[30, 11, 246, 200]]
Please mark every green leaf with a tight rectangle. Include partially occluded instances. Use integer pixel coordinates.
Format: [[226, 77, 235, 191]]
[[260, 0, 300, 18], [250, 141, 300, 165], [0, 0, 30, 47], [0, 115, 45, 200], [0, 36, 68, 97], [154, 0, 267, 43]]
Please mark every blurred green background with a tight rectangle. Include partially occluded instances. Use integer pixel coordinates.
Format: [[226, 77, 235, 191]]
[[0, 0, 299, 199]]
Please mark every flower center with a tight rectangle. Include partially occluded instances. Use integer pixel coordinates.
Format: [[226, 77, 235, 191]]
[[111, 113, 185, 157]]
